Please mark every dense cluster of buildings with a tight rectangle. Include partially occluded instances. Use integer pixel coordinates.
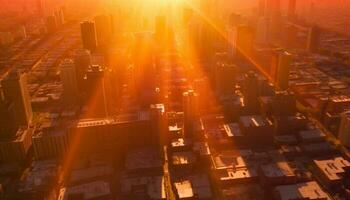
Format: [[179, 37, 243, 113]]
[[1, 0, 350, 200]]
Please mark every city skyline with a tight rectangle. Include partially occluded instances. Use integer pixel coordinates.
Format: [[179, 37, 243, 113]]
[[0, 0, 350, 200]]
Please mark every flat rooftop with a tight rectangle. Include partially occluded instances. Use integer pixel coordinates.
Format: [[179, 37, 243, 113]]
[[58, 181, 111, 200], [274, 181, 331, 200], [314, 157, 350, 181]]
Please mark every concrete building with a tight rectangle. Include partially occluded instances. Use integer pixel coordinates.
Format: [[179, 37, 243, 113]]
[[80, 21, 98, 51], [307, 26, 321, 53], [274, 181, 331, 200], [314, 157, 350, 187], [274, 51, 291, 91], [94, 15, 112, 47], [60, 59, 79, 103], [183, 90, 199, 138], [1, 70, 33, 128], [32, 130, 69, 160], [338, 111, 350, 147], [0, 127, 34, 162]]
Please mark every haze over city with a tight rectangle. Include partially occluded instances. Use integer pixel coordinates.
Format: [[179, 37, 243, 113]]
[[1, 0, 350, 200]]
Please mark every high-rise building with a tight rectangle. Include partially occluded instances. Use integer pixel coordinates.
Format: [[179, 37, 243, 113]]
[[46, 15, 57, 34], [243, 71, 259, 110], [215, 63, 237, 95], [274, 51, 291, 90], [94, 15, 112, 47], [80, 21, 98, 51], [256, 17, 270, 44], [338, 111, 350, 148], [60, 59, 79, 103], [0, 94, 16, 137], [307, 26, 321, 53], [183, 90, 199, 138], [74, 49, 92, 92], [84, 65, 108, 118], [266, 0, 281, 39], [54, 8, 65, 26], [1, 70, 33, 127]]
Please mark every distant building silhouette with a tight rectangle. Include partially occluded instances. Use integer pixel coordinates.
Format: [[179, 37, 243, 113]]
[[1, 69, 33, 128], [80, 21, 98, 51]]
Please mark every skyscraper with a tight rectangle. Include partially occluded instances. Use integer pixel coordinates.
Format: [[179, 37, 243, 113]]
[[183, 90, 199, 138], [274, 50, 291, 91], [60, 59, 79, 103], [338, 111, 350, 148], [94, 15, 113, 47], [74, 49, 92, 92], [256, 17, 270, 44], [80, 21, 98, 51], [1, 70, 33, 127], [243, 71, 259, 110], [307, 26, 321, 53]]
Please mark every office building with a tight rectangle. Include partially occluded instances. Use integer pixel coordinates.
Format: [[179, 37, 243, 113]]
[[215, 63, 237, 95], [94, 14, 112, 47], [307, 26, 321, 53], [256, 17, 270, 44], [84, 65, 109, 118], [1, 70, 33, 127], [54, 8, 65, 26], [183, 90, 199, 138], [74, 49, 92, 91], [60, 59, 79, 103], [243, 71, 259, 110], [0, 97, 16, 137], [0, 127, 34, 162], [32, 130, 69, 160], [338, 111, 350, 148], [272, 91, 296, 116], [80, 21, 98, 51], [274, 51, 291, 90], [274, 181, 331, 200]]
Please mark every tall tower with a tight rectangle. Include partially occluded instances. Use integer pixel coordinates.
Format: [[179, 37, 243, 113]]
[[74, 49, 92, 92], [307, 26, 321, 53], [1, 70, 33, 127], [256, 17, 270, 44], [275, 51, 291, 91], [60, 59, 79, 103], [338, 111, 350, 148], [80, 21, 98, 52], [183, 90, 199, 138], [94, 15, 112, 47], [243, 71, 259, 111]]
